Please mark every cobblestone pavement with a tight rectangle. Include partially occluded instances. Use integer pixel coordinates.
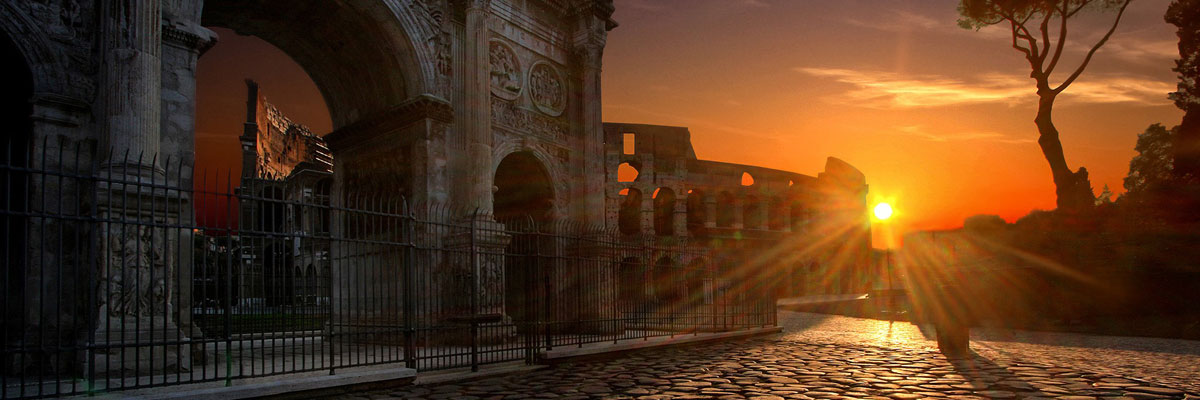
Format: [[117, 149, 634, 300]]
[[337, 312, 1199, 400], [777, 311, 1200, 394]]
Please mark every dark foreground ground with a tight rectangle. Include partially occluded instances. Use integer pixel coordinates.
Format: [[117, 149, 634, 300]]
[[333, 311, 1200, 399]]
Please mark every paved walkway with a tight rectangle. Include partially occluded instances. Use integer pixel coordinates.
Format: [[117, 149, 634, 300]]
[[777, 311, 1200, 394], [335, 311, 1200, 399]]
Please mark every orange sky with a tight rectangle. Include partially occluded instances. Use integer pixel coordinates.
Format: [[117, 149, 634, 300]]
[[195, 0, 1184, 246]]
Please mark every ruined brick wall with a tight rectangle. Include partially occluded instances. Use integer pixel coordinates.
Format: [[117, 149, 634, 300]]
[[242, 80, 333, 179]]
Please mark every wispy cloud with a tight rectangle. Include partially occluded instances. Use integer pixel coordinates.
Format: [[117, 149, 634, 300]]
[[603, 104, 781, 141], [1096, 37, 1178, 64], [893, 125, 1033, 144], [796, 67, 1172, 108], [845, 10, 941, 32]]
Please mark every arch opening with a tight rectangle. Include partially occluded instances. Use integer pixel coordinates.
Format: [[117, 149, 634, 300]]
[[716, 191, 735, 228], [201, 0, 417, 128], [494, 152, 555, 224], [743, 195, 762, 229], [617, 257, 645, 312], [741, 172, 755, 186], [617, 162, 639, 182], [768, 197, 787, 230], [653, 187, 675, 236], [1, 29, 34, 361], [619, 188, 642, 235]]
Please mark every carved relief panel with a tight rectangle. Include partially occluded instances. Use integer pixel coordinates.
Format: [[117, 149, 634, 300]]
[[489, 40, 522, 100], [528, 61, 565, 116]]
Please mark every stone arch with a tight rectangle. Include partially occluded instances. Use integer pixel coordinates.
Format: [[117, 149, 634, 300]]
[[492, 141, 569, 218], [493, 151, 555, 224], [618, 187, 642, 235], [617, 257, 645, 311], [790, 201, 809, 232], [654, 255, 677, 305], [0, 3, 73, 98], [768, 196, 787, 230], [202, 0, 434, 128], [652, 187, 675, 236], [686, 189, 707, 237], [716, 191, 735, 228], [743, 195, 762, 229]]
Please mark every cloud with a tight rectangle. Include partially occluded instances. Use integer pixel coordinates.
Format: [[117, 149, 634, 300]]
[[893, 125, 1033, 144], [603, 103, 781, 141], [1096, 37, 1178, 64], [795, 67, 1172, 108], [845, 10, 942, 32]]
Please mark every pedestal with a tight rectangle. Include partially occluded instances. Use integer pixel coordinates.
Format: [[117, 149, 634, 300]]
[[443, 216, 514, 344]]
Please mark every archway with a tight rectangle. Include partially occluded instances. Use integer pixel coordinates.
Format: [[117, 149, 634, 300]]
[[618, 188, 643, 235], [617, 257, 645, 313], [494, 152, 555, 223], [201, 0, 421, 128], [744, 195, 762, 229], [1, 28, 33, 362], [686, 190, 707, 237], [716, 191, 735, 228], [494, 152, 555, 325]]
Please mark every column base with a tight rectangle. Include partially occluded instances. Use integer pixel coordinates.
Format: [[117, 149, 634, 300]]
[[89, 318, 192, 376]]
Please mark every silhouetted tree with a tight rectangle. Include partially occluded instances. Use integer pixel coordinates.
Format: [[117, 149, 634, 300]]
[[1167, 0, 1200, 180], [958, 0, 1131, 212], [1123, 123, 1178, 201]]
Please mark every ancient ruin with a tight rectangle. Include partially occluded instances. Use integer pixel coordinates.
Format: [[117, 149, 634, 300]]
[[0, 0, 869, 396]]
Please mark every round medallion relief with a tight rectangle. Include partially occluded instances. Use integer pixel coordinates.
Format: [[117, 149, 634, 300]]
[[529, 61, 566, 116], [489, 40, 521, 100]]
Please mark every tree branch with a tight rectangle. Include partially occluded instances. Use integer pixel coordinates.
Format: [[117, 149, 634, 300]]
[[1053, 0, 1131, 93], [1010, 20, 1034, 60], [1044, 0, 1070, 76], [1065, 0, 1094, 18], [1038, 9, 1052, 63]]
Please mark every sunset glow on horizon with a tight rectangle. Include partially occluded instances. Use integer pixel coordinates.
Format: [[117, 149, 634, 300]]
[[195, 0, 1184, 248]]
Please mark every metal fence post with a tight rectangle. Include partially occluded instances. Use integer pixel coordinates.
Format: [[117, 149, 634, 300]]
[[402, 205, 416, 369], [469, 210, 479, 372]]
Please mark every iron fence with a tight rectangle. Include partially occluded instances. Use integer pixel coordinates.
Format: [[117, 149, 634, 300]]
[[0, 141, 775, 398]]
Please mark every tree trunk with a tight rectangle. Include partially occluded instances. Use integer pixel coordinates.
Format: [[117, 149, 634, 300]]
[[1034, 91, 1094, 212]]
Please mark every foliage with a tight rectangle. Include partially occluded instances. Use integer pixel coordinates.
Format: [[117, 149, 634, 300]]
[[957, 0, 1131, 212], [1123, 124, 1179, 199], [1166, 0, 1200, 178]]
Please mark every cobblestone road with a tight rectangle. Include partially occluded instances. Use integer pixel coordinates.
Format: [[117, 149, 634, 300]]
[[338, 311, 1200, 399], [777, 311, 1200, 394]]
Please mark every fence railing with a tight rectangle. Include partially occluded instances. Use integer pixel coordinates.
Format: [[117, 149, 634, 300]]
[[0, 142, 775, 398]]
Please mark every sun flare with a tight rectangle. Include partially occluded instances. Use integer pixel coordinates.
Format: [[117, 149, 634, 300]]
[[874, 203, 894, 220]]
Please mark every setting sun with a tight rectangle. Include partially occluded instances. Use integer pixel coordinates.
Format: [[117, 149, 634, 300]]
[[874, 203, 894, 221]]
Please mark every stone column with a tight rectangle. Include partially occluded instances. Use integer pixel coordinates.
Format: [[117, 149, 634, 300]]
[[572, 3, 613, 227], [159, 10, 216, 182], [673, 196, 687, 238], [463, 0, 494, 214], [159, 7, 215, 357], [640, 187, 654, 235], [93, 0, 193, 376], [102, 0, 162, 169], [575, 43, 606, 226]]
